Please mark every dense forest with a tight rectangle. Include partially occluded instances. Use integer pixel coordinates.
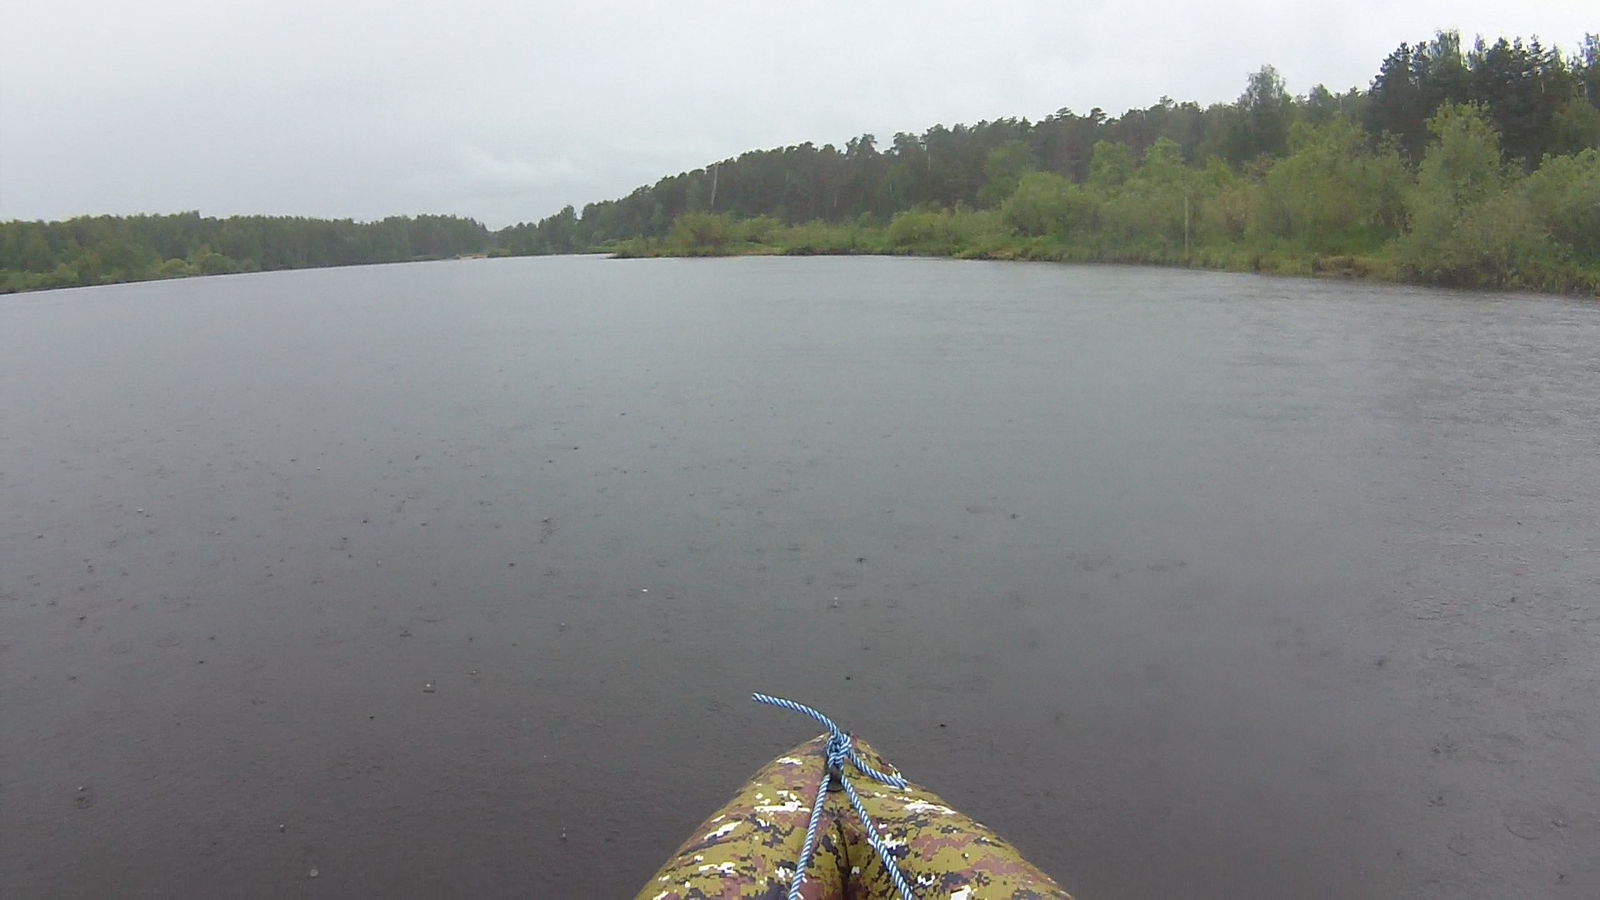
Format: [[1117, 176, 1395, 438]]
[[0, 214, 492, 293], [4, 30, 1598, 294], [523, 31, 1600, 293]]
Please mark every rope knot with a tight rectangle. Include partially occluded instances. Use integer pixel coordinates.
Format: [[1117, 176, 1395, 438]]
[[824, 730, 851, 777], [752, 692, 916, 900]]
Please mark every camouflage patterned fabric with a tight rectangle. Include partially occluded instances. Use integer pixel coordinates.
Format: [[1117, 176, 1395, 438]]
[[637, 734, 1072, 900]]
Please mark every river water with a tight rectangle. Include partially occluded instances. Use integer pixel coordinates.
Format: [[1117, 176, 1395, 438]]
[[3, 256, 1597, 898]]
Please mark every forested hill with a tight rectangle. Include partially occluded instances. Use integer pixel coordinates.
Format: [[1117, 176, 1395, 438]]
[[499, 32, 1600, 254], [4, 30, 1598, 294]]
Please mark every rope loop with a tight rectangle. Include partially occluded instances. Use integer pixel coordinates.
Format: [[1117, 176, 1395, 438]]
[[752, 692, 916, 900]]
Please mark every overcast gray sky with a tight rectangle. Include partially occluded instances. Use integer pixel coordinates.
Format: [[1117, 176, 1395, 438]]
[[1, 1, 1593, 228]]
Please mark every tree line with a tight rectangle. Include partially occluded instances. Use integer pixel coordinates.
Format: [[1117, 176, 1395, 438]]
[[2, 214, 492, 292], [626, 103, 1599, 293], [504, 31, 1599, 259], [4, 30, 1597, 293]]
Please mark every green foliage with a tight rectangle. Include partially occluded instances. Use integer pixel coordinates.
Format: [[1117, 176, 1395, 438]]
[[1302, 85, 1344, 126], [438, 26, 1600, 289], [1366, 32, 1471, 163], [1522, 149, 1600, 261], [1466, 37, 1577, 169], [0, 212, 491, 292], [1415, 103, 1505, 207], [157, 257, 196, 278], [881, 209, 1004, 257], [1086, 139, 1199, 253], [886, 209, 957, 252], [1397, 185, 1558, 288], [1000, 172, 1097, 237], [499, 205, 580, 254], [1224, 65, 1295, 163], [667, 212, 735, 252], [660, 213, 785, 254], [645, 100, 1598, 295], [977, 141, 1036, 207], [1394, 104, 1566, 287], [780, 219, 885, 255], [1551, 95, 1600, 155], [1365, 30, 1593, 168], [1252, 117, 1407, 250], [1196, 161, 1254, 242], [1088, 142, 1134, 191]]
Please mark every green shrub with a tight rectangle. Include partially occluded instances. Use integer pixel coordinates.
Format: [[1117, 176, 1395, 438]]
[[1522, 149, 1600, 261], [1001, 172, 1098, 237], [158, 257, 196, 277], [666, 212, 736, 252], [887, 210, 949, 250], [886, 209, 1006, 256], [1251, 118, 1407, 251], [978, 141, 1037, 208]]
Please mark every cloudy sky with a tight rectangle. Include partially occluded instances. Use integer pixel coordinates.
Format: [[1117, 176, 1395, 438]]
[[1, 1, 1592, 228]]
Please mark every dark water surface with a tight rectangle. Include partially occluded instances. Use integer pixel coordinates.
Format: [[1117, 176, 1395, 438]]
[[4, 256, 1598, 898]]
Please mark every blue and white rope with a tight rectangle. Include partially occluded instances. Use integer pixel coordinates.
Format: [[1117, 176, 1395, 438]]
[[751, 692, 917, 900]]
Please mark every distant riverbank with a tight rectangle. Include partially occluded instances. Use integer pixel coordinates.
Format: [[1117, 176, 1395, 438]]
[[612, 111, 1600, 298], [10, 29, 1598, 298], [8, 112, 1597, 299], [611, 212, 1407, 287]]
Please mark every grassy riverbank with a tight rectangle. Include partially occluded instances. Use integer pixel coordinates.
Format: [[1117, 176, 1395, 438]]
[[615, 108, 1600, 295], [614, 214, 1399, 282]]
